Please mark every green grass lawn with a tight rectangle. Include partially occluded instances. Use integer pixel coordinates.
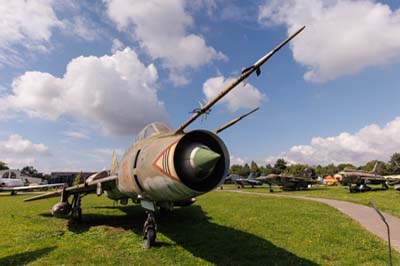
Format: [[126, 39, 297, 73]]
[[0, 191, 398, 266], [223, 184, 400, 218]]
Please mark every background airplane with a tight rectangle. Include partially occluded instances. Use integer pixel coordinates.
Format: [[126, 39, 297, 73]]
[[226, 172, 263, 188], [256, 173, 318, 192], [0, 169, 64, 195], [23, 26, 305, 248], [337, 163, 389, 192]]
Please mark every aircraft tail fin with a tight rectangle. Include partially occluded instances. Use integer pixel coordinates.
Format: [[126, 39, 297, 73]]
[[248, 172, 254, 180], [110, 151, 119, 176], [372, 162, 382, 174]]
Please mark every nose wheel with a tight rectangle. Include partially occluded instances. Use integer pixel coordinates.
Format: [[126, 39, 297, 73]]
[[143, 212, 157, 249]]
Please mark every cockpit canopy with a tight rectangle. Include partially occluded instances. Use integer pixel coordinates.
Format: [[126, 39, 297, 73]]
[[135, 122, 172, 141]]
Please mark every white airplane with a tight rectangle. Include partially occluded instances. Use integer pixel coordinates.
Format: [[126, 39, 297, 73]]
[[0, 169, 64, 195]]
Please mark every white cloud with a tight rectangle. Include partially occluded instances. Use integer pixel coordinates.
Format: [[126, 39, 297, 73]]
[[1, 48, 167, 135], [203, 76, 266, 112], [94, 148, 124, 156], [0, 0, 61, 46], [105, 0, 226, 85], [2, 158, 37, 169], [0, 0, 63, 66], [62, 16, 99, 41], [267, 117, 400, 166], [230, 155, 245, 165], [86, 148, 125, 171], [0, 134, 49, 155], [111, 38, 124, 53], [63, 131, 90, 140], [91, 148, 124, 161], [0, 134, 49, 169], [259, 0, 400, 82]]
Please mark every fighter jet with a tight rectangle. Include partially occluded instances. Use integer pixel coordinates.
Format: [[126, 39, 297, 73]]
[[256, 173, 318, 192], [24, 26, 305, 248], [226, 172, 263, 188], [337, 163, 388, 192]]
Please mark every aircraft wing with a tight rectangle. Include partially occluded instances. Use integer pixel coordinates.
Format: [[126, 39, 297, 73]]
[[361, 176, 386, 181], [287, 176, 307, 181], [387, 178, 400, 186], [0, 183, 65, 192], [255, 175, 278, 183], [24, 171, 117, 202]]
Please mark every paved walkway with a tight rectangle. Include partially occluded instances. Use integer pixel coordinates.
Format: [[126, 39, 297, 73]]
[[221, 190, 400, 253]]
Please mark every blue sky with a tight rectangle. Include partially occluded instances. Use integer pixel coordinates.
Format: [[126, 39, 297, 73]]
[[1, 0, 400, 172]]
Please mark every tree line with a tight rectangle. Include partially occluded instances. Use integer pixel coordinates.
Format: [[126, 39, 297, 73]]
[[229, 152, 400, 178], [2, 152, 400, 179]]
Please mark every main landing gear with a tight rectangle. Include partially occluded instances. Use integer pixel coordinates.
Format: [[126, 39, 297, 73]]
[[71, 193, 82, 221], [143, 212, 157, 249], [268, 184, 274, 193]]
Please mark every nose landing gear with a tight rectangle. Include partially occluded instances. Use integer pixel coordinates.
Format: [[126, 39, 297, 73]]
[[143, 212, 157, 249]]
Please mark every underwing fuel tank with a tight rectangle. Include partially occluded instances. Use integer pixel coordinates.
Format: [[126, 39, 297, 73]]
[[118, 130, 229, 201]]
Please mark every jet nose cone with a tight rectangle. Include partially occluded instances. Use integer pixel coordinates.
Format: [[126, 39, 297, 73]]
[[191, 147, 221, 174], [177, 142, 222, 182]]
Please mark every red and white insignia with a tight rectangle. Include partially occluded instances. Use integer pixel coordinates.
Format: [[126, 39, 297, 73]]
[[152, 140, 179, 181]]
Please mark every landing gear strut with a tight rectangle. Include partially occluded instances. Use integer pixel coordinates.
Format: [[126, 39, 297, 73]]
[[348, 183, 354, 193], [71, 194, 82, 221], [143, 212, 157, 249]]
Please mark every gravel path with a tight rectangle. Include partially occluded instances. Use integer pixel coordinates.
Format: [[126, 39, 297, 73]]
[[221, 190, 400, 253]]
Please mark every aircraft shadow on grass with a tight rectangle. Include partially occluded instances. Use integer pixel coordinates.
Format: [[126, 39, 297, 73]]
[[0, 246, 56, 266], [41, 205, 318, 266]]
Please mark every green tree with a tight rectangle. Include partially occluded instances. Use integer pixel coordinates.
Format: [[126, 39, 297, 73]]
[[21, 166, 42, 178], [73, 172, 84, 185], [229, 164, 243, 175], [284, 164, 308, 176], [259, 164, 273, 176], [304, 167, 317, 179], [0, 161, 9, 170], [250, 161, 260, 176], [240, 163, 251, 177], [315, 165, 324, 177], [265, 164, 273, 175], [272, 159, 287, 174], [337, 163, 356, 171], [315, 164, 338, 177], [359, 160, 388, 175], [388, 153, 400, 175]]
